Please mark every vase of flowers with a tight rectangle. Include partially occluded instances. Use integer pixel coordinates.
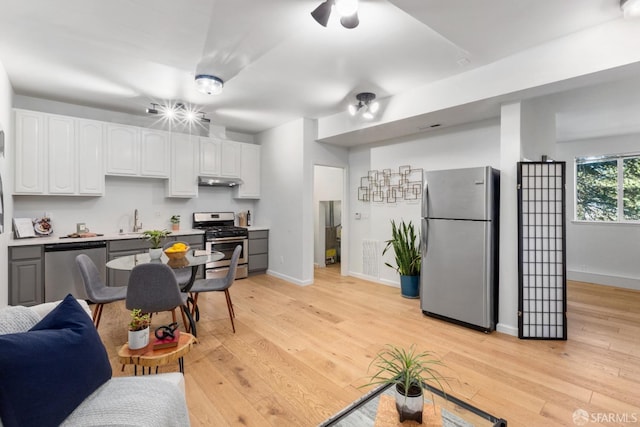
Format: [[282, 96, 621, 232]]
[[128, 309, 151, 350]]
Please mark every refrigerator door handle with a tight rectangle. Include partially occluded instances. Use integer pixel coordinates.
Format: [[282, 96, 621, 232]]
[[421, 218, 428, 260], [422, 181, 429, 218]]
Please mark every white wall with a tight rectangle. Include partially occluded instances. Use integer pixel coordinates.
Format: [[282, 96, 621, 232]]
[[349, 119, 501, 286], [498, 102, 524, 336], [13, 177, 256, 235], [556, 133, 640, 290], [348, 146, 372, 277], [0, 61, 14, 307], [257, 119, 308, 284]]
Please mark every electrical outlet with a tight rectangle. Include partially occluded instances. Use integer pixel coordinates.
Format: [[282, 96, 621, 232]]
[[280, 256, 284, 264], [155, 211, 161, 217]]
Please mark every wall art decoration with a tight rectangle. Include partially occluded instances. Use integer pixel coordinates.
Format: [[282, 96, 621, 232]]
[[357, 165, 423, 203]]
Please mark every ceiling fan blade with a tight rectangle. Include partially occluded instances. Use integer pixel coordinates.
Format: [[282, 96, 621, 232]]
[[311, 0, 334, 27], [196, 0, 302, 84], [340, 12, 359, 29]]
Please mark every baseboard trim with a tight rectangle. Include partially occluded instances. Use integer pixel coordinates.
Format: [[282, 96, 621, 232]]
[[568, 270, 640, 291], [266, 270, 313, 286], [348, 271, 400, 288], [496, 323, 518, 337]]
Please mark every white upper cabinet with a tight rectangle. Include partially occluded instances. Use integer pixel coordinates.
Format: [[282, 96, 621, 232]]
[[140, 129, 170, 177], [220, 140, 241, 178], [76, 119, 104, 195], [47, 115, 76, 194], [166, 133, 198, 198], [15, 110, 46, 194], [199, 137, 221, 176], [14, 110, 105, 196], [234, 143, 261, 199], [106, 125, 170, 178], [105, 124, 140, 176]]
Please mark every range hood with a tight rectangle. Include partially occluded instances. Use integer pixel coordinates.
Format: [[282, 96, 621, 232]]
[[198, 176, 244, 187]]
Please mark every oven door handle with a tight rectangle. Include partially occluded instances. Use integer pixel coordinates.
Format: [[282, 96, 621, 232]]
[[208, 236, 247, 242]]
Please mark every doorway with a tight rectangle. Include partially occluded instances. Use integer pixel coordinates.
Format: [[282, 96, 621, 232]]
[[313, 165, 345, 272]]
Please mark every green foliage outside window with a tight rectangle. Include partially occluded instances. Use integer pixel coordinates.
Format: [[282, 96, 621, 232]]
[[576, 155, 640, 222], [623, 158, 640, 220]]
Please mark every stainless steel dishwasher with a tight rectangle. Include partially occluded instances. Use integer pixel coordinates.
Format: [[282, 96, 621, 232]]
[[44, 240, 107, 302]]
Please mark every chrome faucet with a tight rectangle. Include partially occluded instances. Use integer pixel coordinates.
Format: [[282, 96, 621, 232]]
[[133, 209, 142, 232]]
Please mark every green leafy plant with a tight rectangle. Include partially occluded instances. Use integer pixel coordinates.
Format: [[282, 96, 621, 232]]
[[142, 229, 171, 249], [170, 215, 181, 225], [362, 344, 448, 398], [128, 309, 151, 331], [382, 220, 421, 276]]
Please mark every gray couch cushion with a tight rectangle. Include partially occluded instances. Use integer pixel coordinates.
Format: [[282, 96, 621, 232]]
[[61, 376, 190, 426], [0, 306, 40, 335]]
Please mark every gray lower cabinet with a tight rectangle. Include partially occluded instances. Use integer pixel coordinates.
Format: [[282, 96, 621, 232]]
[[107, 239, 151, 287], [107, 233, 205, 286], [248, 230, 268, 274], [9, 245, 44, 306]]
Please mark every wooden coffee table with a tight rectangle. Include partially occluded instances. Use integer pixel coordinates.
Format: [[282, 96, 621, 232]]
[[118, 332, 196, 375]]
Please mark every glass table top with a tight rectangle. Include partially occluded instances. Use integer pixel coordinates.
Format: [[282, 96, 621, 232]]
[[106, 250, 223, 271], [320, 382, 507, 427]]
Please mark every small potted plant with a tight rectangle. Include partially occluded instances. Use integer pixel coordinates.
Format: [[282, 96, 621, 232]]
[[170, 215, 180, 231], [128, 309, 151, 350], [142, 229, 171, 259], [383, 219, 421, 298], [362, 344, 448, 423]]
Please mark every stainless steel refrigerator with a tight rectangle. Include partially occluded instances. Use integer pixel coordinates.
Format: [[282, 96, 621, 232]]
[[420, 166, 499, 332]]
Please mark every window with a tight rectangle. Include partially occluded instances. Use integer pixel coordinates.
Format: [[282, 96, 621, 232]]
[[575, 154, 640, 222]]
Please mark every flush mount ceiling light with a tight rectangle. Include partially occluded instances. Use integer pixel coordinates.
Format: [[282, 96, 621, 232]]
[[348, 92, 379, 119], [621, 0, 640, 17], [311, 0, 359, 29], [145, 102, 210, 124], [195, 74, 224, 95]]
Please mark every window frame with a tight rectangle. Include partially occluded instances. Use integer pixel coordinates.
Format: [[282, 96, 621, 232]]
[[574, 152, 640, 223]]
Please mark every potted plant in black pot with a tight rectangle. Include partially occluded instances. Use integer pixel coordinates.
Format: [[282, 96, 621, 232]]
[[383, 219, 421, 298], [363, 344, 448, 424]]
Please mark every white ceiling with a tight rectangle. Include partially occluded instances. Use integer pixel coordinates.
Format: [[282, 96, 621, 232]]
[[0, 0, 627, 138]]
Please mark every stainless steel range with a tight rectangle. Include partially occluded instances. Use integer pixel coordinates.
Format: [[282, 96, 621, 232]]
[[193, 212, 248, 279]]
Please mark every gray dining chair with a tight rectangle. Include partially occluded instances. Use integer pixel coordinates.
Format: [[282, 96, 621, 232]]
[[75, 254, 127, 329], [162, 241, 192, 288], [189, 245, 242, 333], [125, 262, 196, 337]]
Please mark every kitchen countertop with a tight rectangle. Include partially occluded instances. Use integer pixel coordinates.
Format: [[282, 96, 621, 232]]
[[8, 229, 205, 247], [244, 225, 269, 231]]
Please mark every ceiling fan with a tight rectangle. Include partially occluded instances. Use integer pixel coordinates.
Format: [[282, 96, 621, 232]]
[[193, 1, 302, 96], [311, 0, 360, 29]]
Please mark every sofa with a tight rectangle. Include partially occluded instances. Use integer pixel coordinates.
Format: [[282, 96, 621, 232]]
[[0, 295, 190, 427]]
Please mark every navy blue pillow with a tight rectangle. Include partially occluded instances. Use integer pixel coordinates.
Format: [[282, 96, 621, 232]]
[[0, 294, 112, 427]]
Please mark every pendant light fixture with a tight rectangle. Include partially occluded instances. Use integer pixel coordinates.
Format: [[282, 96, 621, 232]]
[[349, 92, 379, 119], [195, 74, 224, 95], [145, 102, 210, 124], [311, 0, 359, 29]]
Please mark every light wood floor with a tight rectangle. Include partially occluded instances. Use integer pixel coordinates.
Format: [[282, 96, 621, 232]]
[[98, 266, 640, 426]]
